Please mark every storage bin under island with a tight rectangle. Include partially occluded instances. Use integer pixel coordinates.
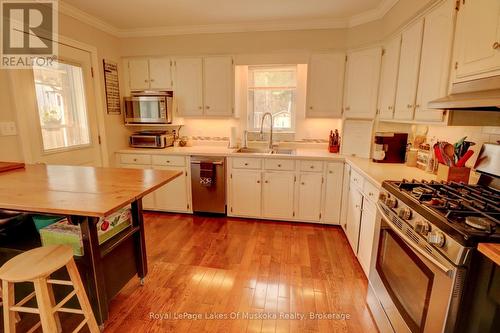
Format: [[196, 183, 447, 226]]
[[0, 164, 181, 326]]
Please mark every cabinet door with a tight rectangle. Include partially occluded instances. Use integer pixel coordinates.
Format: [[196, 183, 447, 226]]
[[153, 166, 189, 212], [357, 200, 377, 277], [149, 58, 173, 90], [344, 47, 382, 119], [173, 58, 204, 116], [454, 0, 500, 81], [306, 53, 345, 118], [120, 164, 155, 210], [297, 173, 323, 221], [415, 0, 455, 122], [378, 36, 402, 120], [394, 19, 424, 120], [128, 58, 150, 91], [230, 170, 261, 217], [323, 163, 344, 225], [262, 172, 295, 219], [345, 187, 363, 254], [203, 56, 234, 116], [340, 163, 351, 232]]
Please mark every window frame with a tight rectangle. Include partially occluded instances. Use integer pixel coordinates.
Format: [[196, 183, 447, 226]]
[[246, 65, 298, 133]]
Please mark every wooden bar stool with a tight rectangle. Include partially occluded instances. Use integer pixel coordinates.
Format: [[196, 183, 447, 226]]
[[0, 245, 99, 333]]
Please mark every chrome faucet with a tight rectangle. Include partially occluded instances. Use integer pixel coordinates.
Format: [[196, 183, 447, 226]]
[[260, 112, 274, 149]]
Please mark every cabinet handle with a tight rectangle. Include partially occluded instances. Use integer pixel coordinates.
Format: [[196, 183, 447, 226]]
[[407, 104, 413, 108], [301, 182, 305, 185], [133, 158, 138, 162], [369, 192, 374, 196], [355, 204, 360, 209], [206, 106, 210, 109], [388, 106, 393, 110], [257, 180, 260, 184], [493, 42, 500, 50], [166, 160, 170, 163], [309, 106, 313, 110], [198, 106, 203, 110], [144, 80, 148, 83], [345, 106, 351, 111], [277, 164, 282, 167], [329, 170, 333, 174], [415, 104, 420, 108], [310, 165, 314, 169], [244, 163, 248, 166], [264, 180, 269, 184], [150, 79, 155, 82]]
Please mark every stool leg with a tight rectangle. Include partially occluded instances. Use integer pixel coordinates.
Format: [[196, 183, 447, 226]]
[[66, 258, 100, 333], [34, 278, 58, 333], [2, 280, 16, 333], [47, 282, 62, 333]]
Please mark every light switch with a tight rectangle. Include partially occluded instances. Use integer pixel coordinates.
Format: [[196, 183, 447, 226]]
[[0, 121, 17, 136]]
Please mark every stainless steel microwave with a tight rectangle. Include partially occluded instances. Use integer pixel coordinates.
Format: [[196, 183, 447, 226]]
[[124, 91, 173, 124]]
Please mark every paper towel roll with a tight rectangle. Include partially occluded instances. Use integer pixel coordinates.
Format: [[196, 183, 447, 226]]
[[229, 127, 238, 148]]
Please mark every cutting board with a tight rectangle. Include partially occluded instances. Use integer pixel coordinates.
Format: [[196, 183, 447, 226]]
[[0, 162, 25, 173]]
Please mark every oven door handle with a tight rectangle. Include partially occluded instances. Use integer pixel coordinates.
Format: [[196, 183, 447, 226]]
[[376, 203, 454, 274]]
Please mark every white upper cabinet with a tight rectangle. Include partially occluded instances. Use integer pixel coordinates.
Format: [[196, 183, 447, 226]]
[[306, 53, 345, 118], [173, 57, 204, 116], [394, 19, 424, 120], [378, 36, 402, 120], [415, 0, 455, 122], [128, 57, 173, 91], [453, 0, 500, 82], [128, 59, 150, 91], [344, 47, 382, 119], [203, 56, 234, 116], [149, 58, 173, 90]]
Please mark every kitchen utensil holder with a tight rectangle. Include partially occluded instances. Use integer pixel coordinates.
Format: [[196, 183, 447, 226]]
[[329, 144, 340, 154], [436, 164, 470, 183]]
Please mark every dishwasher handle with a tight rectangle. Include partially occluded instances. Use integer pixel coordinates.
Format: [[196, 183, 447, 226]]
[[191, 160, 224, 165]]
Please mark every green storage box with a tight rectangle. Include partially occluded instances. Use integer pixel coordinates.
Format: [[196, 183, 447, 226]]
[[40, 206, 132, 256], [32, 215, 65, 231]]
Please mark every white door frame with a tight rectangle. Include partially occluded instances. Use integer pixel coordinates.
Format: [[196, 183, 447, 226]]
[[8, 35, 110, 166]]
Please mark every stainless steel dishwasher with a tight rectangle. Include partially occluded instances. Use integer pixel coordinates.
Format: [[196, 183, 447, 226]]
[[190, 156, 226, 214]]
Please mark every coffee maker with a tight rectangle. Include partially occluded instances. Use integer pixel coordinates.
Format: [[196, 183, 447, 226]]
[[372, 132, 408, 163]]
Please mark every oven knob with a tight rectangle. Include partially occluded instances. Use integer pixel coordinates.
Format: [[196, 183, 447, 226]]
[[386, 197, 398, 209], [427, 230, 445, 248], [398, 208, 413, 220], [414, 220, 430, 235]]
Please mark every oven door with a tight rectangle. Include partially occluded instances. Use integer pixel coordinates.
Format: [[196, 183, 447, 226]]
[[124, 96, 172, 124], [370, 204, 461, 333]]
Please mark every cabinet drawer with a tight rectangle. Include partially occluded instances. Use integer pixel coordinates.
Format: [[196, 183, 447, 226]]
[[299, 160, 323, 172], [350, 168, 364, 189], [152, 155, 186, 167], [232, 157, 262, 169], [119, 154, 151, 165], [264, 159, 295, 171], [363, 180, 380, 203], [326, 162, 343, 174]]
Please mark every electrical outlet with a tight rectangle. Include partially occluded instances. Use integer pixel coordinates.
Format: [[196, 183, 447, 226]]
[[0, 121, 17, 136]]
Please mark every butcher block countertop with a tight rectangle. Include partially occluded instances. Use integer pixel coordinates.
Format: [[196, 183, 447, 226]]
[[478, 243, 500, 266], [0, 164, 181, 217]]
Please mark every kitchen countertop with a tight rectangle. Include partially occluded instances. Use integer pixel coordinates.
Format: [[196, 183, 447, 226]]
[[478, 243, 500, 266], [117, 146, 437, 187], [0, 164, 181, 217]]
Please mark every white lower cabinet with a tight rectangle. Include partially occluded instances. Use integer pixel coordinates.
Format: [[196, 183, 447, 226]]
[[118, 163, 156, 210], [262, 172, 295, 219], [323, 162, 344, 225], [345, 186, 363, 253], [230, 169, 262, 217], [153, 165, 190, 212], [297, 173, 323, 221], [357, 200, 377, 276]]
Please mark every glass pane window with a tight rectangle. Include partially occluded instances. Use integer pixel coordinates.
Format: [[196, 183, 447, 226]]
[[33, 61, 91, 151], [247, 65, 297, 132]]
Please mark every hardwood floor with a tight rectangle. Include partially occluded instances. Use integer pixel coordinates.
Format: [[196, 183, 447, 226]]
[[105, 213, 378, 333], [8, 212, 378, 332]]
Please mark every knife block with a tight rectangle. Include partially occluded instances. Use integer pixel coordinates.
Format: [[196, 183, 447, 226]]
[[436, 164, 470, 183]]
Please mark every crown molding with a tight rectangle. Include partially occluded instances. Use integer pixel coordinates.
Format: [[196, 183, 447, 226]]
[[59, 0, 400, 38]]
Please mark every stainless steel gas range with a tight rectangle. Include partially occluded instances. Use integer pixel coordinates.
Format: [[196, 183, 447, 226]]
[[367, 143, 500, 333]]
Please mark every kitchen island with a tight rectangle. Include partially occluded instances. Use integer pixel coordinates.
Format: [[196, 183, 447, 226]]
[[0, 164, 181, 326]]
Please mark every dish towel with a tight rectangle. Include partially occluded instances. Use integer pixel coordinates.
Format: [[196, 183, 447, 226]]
[[199, 162, 214, 187]]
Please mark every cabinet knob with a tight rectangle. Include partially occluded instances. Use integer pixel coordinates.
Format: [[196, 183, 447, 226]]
[[206, 106, 210, 109], [144, 80, 148, 83], [345, 106, 351, 111], [329, 170, 333, 174], [415, 104, 420, 108], [257, 180, 260, 183], [407, 104, 413, 108], [493, 42, 500, 50], [166, 160, 170, 163], [309, 106, 313, 110], [198, 106, 203, 110], [264, 180, 269, 184], [244, 163, 248, 166], [301, 182, 305, 185], [310, 165, 314, 169], [150, 79, 155, 82], [277, 164, 282, 167], [133, 158, 137, 162], [388, 106, 393, 110]]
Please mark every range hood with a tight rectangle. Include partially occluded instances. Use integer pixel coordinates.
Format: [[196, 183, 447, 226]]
[[428, 75, 500, 111]]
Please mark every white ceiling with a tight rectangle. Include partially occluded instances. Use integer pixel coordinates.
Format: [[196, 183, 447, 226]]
[[60, 0, 399, 37]]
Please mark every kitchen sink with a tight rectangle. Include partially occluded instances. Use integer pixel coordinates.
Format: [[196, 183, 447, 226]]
[[235, 147, 272, 154], [235, 147, 296, 155], [271, 148, 296, 155]]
